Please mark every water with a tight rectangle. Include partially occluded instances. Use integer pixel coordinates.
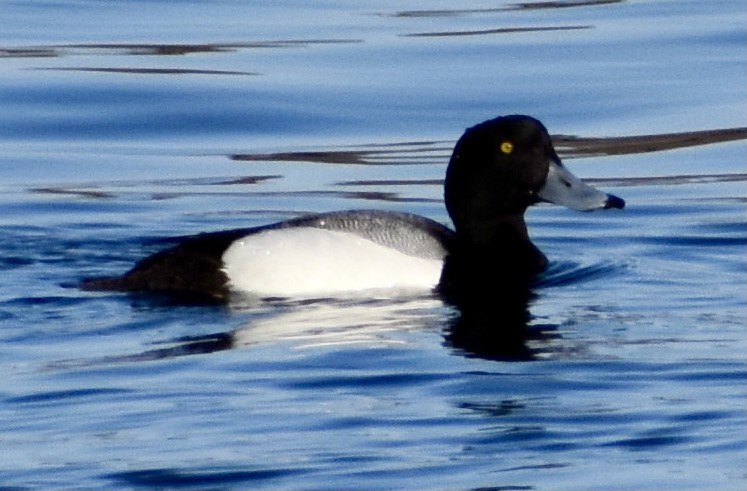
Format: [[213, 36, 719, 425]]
[[1, 0, 745, 489]]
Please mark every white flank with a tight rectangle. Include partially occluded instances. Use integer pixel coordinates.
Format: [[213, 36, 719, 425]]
[[221, 227, 443, 297]]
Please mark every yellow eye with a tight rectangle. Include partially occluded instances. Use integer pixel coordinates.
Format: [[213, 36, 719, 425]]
[[500, 141, 514, 154]]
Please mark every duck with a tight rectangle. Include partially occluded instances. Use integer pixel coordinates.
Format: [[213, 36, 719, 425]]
[[81, 115, 624, 303]]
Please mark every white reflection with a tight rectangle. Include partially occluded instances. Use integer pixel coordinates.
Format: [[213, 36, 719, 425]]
[[231, 295, 450, 349]]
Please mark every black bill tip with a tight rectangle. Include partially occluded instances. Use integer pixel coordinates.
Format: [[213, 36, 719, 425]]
[[604, 194, 626, 210]]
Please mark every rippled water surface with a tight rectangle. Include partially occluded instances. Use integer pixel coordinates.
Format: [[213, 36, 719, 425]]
[[1, 1, 745, 489]]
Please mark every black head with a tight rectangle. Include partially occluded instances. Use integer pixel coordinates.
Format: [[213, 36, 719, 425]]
[[444, 114, 623, 244], [444, 115, 554, 238]]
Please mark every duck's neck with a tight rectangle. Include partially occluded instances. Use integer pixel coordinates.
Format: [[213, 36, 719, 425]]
[[438, 214, 547, 303], [458, 214, 531, 245]]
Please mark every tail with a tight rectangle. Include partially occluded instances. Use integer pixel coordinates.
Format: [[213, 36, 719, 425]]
[[77, 231, 240, 301]]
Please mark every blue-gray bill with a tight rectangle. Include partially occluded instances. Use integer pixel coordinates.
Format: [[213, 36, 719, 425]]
[[536, 158, 625, 211]]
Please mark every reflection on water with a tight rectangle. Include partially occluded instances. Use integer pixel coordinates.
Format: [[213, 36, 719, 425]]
[[232, 126, 747, 164], [25, 127, 747, 203], [389, 0, 624, 18], [50, 296, 448, 367], [0, 40, 362, 59], [231, 296, 446, 349], [402, 25, 591, 38], [34, 67, 258, 76], [62, 294, 547, 364], [554, 127, 747, 158], [231, 141, 450, 165]]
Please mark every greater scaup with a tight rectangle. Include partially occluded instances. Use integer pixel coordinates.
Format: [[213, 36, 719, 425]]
[[81, 115, 624, 302]]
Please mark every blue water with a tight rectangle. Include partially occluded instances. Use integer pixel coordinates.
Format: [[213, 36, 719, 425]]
[[1, 0, 745, 489]]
